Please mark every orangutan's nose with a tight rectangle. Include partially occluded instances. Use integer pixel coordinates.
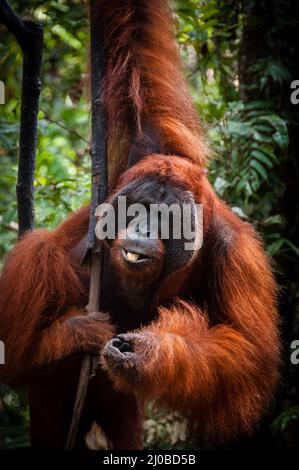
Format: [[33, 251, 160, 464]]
[[120, 216, 163, 265]]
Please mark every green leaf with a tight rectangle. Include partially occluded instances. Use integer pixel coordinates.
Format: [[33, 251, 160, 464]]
[[250, 160, 268, 180], [263, 215, 283, 226], [227, 120, 251, 137], [251, 150, 273, 168], [273, 131, 289, 150], [267, 239, 285, 257]]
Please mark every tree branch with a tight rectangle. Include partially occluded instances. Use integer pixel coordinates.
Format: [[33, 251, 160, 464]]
[[40, 108, 89, 144], [65, 0, 108, 450], [0, 0, 26, 46]]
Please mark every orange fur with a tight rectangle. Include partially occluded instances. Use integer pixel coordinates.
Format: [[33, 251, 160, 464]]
[[0, 0, 281, 449], [94, 0, 209, 187], [0, 206, 114, 386], [102, 167, 281, 442]]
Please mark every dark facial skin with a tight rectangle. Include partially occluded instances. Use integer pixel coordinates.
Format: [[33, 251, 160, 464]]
[[102, 176, 199, 369], [107, 176, 199, 289]]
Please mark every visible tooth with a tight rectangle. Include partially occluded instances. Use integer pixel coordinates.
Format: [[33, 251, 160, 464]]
[[126, 251, 140, 262]]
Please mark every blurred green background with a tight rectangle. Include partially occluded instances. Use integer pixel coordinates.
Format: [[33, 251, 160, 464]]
[[0, 0, 298, 449]]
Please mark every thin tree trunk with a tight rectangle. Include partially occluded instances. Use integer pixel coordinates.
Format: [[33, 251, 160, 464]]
[[0, 0, 43, 236]]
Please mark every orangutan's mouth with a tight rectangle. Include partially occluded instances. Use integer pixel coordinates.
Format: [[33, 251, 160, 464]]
[[122, 248, 151, 264]]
